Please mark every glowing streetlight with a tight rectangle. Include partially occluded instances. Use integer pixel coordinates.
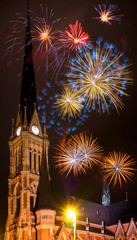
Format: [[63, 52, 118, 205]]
[[67, 209, 76, 240]]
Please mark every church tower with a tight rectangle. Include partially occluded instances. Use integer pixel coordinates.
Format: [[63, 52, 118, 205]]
[[4, 8, 48, 240]]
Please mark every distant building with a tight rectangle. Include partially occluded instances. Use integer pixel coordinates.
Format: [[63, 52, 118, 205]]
[[4, 8, 137, 240]]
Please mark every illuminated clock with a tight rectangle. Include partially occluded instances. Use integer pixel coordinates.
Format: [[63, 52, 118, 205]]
[[16, 126, 21, 136], [32, 125, 39, 135]]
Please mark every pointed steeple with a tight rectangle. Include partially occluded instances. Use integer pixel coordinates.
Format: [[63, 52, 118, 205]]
[[102, 170, 110, 206], [10, 118, 15, 139], [15, 104, 22, 128], [20, 2, 37, 124], [36, 149, 53, 210]]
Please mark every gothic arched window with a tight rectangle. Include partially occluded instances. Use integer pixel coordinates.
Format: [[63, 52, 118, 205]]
[[29, 148, 32, 170], [16, 150, 17, 173], [18, 147, 22, 171], [38, 151, 40, 172], [34, 149, 36, 171], [30, 196, 34, 211]]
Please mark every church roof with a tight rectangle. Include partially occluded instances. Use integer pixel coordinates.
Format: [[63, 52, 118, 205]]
[[55, 218, 114, 236], [78, 199, 132, 226], [20, 7, 37, 124]]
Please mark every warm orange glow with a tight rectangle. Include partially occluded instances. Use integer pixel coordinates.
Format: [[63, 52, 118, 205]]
[[74, 38, 79, 44], [100, 12, 110, 22], [40, 31, 49, 40]]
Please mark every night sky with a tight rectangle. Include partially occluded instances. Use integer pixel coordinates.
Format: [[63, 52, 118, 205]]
[[0, 0, 137, 237]]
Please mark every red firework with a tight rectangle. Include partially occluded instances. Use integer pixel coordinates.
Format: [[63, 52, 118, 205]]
[[60, 20, 90, 51]]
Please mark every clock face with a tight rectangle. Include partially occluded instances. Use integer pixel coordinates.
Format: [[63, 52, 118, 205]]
[[32, 125, 39, 135], [16, 126, 21, 136]]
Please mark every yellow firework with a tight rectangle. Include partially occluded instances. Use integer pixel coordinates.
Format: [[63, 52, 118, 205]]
[[55, 86, 83, 118], [68, 45, 132, 114], [102, 151, 136, 187], [54, 132, 103, 176]]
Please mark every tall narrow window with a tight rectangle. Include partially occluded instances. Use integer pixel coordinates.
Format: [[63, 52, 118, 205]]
[[10, 199, 13, 214], [16, 198, 20, 216], [30, 196, 34, 211], [34, 149, 36, 172], [16, 150, 17, 173], [23, 193, 27, 209], [29, 148, 32, 170], [38, 152, 40, 172], [18, 148, 21, 172]]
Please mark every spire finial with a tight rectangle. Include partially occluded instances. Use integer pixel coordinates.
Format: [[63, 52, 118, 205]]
[[18, 104, 21, 110], [101, 221, 105, 234], [43, 117, 50, 181], [43, 116, 47, 137], [34, 102, 37, 109], [27, 0, 30, 19], [27, 0, 30, 11], [11, 118, 15, 138]]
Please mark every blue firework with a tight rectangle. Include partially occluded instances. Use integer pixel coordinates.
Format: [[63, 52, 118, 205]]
[[37, 78, 91, 136]]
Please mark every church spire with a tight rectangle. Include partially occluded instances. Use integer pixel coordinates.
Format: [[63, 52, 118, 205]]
[[102, 178, 110, 206], [102, 168, 110, 206], [20, 3, 37, 124], [36, 149, 53, 210]]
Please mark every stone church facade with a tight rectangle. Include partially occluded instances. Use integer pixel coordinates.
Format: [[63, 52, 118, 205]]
[[4, 9, 137, 240]]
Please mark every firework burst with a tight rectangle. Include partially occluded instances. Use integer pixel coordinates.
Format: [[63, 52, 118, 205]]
[[30, 6, 61, 74], [5, 5, 61, 75], [60, 20, 90, 51], [94, 3, 123, 25], [54, 132, 103, 176], [38, 78, 91, 136], [67, 41, 132, 113], [102, 151, 136, 187], [54, 20, 92, 75], [55, 86, 83, 118]]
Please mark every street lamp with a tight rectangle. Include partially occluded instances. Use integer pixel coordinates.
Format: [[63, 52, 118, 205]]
[[67, 209, 76, 240]]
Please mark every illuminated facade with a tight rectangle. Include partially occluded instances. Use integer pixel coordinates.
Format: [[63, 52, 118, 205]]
[[4, 9, 137, 240]]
